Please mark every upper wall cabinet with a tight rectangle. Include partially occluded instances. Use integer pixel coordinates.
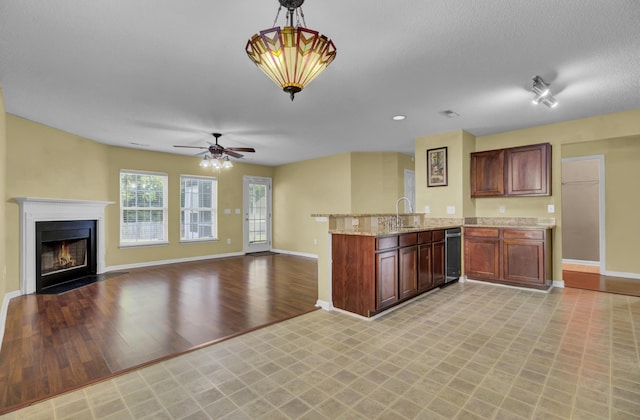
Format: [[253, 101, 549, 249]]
[[471, 143, 551, 198], [470, 149, 505, 197]]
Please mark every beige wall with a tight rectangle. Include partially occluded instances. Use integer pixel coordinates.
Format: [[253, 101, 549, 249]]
[[105, 146, 273, 267], [414, 109, 640, 281], [351, 152, 414, 213], [4, 115, 274, 291], [476, 110, 640, 280], [5, 115, 111, 290], [272, 151, 414, 302], [273, 153, 352, 303], [0, 88, 7, 297], [562, 136, 640, 273], [415, 130, 469, 217]]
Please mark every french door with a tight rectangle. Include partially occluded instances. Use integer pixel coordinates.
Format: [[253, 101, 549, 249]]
[[243, 176, 272, 253]]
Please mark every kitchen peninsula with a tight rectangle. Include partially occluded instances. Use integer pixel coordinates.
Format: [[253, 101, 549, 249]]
[[322, 213, 462, 318], [319, 214, 555, 318]]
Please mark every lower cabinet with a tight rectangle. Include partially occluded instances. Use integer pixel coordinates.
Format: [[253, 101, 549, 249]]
[[398, 245, 418, 300], [464, 228, 501, 280], [432, 233, 446, 287], [464, 226, 552, 290], [376, 250, 398, 310], [417, 243, 432, 292], [332, 229, 447, 317]]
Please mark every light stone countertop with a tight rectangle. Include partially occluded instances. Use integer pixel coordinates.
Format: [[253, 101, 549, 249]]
[[321, 215, 555, 237]]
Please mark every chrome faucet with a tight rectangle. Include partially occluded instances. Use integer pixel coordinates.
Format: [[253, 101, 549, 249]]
[[395, 197, 413, 228]]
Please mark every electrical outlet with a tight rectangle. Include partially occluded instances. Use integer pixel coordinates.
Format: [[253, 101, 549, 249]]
[[446, 206, 455, 215], [547, 204, 555, 213], [224, 208, 231, 214], [499, 205, 506, 214], [235, 208, 241, 214], [226, 238, 231, 245], [313, 239, 318, 245], [424, 205, 430, 214]]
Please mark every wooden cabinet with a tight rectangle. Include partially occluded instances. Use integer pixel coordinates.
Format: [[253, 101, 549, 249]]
[[376, 250, 398, 310], [332, 229, 449, 317], [417, 243, 432, 292], [502, 229, 547, 286], [464, 227, 501, 280], [398, 234, 418, 300], [464, 226, 552, 290], [471, 143, 551, 197], [470, 149, 505, 197], [505, 143, 551, 196], [431, 230, 446, 287]]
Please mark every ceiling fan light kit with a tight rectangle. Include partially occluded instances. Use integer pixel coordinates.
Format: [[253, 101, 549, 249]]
[[246, 0, 337, 100], [175, 133, 254, 169]]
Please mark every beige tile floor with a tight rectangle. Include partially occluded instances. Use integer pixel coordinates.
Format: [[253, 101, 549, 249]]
[[2, 281, 639, 420]]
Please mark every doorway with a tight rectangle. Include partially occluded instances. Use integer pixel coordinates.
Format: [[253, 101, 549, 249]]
[[561, 155, 605, 273], [404, 169, 416, 212], [243, 176, 272, 253]]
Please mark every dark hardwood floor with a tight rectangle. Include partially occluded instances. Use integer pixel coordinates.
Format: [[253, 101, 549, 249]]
[[563, 270, 640, 297], [0, 253, 318, 414]]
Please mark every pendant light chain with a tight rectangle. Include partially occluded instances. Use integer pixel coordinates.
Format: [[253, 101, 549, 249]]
[[271, 5, 282, 28], [297, 8, 307, 27]]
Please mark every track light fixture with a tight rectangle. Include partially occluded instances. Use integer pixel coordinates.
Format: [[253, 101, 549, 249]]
[[531, 76, 558, 108]]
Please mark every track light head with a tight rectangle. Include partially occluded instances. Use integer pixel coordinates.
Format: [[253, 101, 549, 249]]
[[531, 75, 558, 109]]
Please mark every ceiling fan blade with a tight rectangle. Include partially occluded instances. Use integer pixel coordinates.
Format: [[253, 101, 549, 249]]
[[174, 145, 209, 149], [224, 150, 244, 159], [226, 147, 256, 152]]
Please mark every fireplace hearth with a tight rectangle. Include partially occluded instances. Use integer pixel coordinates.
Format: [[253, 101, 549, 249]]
[[36, 220, 97, 293]]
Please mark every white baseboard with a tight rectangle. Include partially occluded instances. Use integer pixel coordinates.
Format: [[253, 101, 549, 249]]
[[552, 280, 565, 288], [271, 249, 318, 259], [562, 259, 600, 266], [315, 300, 333, 311], [603, 270, 640, 280], [105, 251, 245, 272], [0, 290, 21, 352]]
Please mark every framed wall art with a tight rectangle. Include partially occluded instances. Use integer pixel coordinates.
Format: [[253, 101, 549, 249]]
[[427, 147, 448, 187]]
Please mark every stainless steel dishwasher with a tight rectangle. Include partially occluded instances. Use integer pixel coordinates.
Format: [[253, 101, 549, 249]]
[[445, 228, 461, 283]]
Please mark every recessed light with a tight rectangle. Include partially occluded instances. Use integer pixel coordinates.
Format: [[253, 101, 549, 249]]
[[440, 110, 460, 118], [392, 115, 406, 121]]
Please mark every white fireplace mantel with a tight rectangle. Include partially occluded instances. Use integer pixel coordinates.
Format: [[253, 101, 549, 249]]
[[14, 197, 114, 295]]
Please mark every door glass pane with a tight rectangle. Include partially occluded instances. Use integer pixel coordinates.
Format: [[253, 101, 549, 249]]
[[249, 183, 267, 244]]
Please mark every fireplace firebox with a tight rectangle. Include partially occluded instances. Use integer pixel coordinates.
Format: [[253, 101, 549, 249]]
[[35, 220, 97, 293]]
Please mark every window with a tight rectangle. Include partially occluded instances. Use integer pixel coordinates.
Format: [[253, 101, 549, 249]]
[[180, 175, 217, 241], [120, 171, 168, 246]]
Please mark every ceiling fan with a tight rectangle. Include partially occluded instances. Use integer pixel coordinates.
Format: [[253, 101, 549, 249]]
[[174, 133, 256, 159]]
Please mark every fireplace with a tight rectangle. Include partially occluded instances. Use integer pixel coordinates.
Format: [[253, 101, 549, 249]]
[[15, 197, 112, 295], [36, 220, 97, 292]]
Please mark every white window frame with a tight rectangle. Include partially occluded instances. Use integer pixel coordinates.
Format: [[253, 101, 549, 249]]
[[180, 175, 218, 243], [119, 170, 169, 247]]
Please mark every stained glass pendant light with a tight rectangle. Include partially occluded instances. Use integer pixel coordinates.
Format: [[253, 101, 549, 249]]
[[246, 0, 337, 100]]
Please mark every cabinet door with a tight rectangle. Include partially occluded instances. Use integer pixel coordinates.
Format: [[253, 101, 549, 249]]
[[503, 239, 545, 287], [418, 243, 433, 292], [464, 238, 500, 280], [399, 246, 418, 300], [376, 250, 398, 310], [505, 143, 551, 196], [432, 240, 446, 287], [471, 149, 505, 197]]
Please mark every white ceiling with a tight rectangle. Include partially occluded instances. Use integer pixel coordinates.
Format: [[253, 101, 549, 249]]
[[1, 1, 639, 166]]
